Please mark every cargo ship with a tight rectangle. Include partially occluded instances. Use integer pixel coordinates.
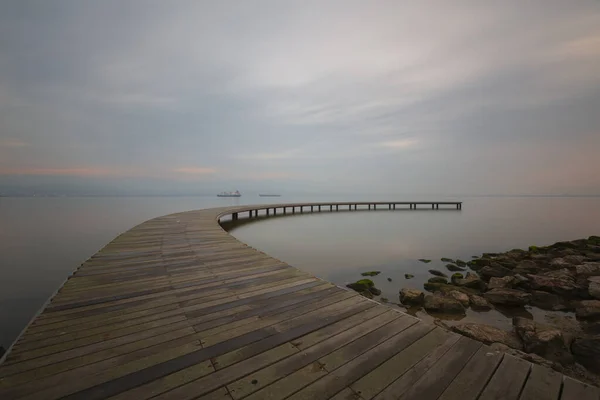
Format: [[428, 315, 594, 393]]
[[217, 190, 241, 197]]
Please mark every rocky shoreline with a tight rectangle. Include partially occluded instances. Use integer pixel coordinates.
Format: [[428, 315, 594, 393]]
[[347, 235, 600, 385]]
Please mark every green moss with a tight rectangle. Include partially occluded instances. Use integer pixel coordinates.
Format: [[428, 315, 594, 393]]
[[418, 259, 432, 263], [451, 272, 464, 284], [441, 257, 454, 263], [529, 245, 540, 253], [589, 235, 600, 245], [455, 259, 467, 267], [346, 278, 375, 292], [428, 276, 448, 284], [361, 271, 381, 277]]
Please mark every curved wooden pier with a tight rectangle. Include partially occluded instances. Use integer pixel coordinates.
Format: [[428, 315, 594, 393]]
[[0, 202, 597, 400]]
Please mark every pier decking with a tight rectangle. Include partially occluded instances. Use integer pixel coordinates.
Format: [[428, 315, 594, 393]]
[[1, 202, 597, 400]]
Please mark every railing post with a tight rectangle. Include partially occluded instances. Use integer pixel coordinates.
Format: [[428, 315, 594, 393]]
[[319, 205, 321, 212], [330, 205, 332, 211], [336, 205, 339, 211], [311, 205, 313, 212]]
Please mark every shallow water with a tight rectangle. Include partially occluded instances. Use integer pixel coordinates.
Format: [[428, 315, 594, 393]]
[[0, 195, 598, 349]]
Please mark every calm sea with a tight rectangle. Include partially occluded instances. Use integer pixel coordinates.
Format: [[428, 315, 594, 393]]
[[1, 195, 599, 349]]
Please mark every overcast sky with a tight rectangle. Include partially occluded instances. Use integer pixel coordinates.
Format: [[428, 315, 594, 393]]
[[1, 1, 599, 195]]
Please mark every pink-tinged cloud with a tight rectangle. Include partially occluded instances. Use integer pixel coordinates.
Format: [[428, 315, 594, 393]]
[[0, 167, 132, 177], [172, 167, 217, 174]]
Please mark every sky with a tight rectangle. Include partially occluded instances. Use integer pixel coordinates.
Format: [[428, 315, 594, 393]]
[[0, 0, 599, 196]]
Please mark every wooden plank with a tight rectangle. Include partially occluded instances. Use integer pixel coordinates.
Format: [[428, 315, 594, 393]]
[[478, 354, 531, 400], [561, 377, 600, 400], [225, 310, 402, 399], [519, 363, 562, 400], [437, 345, 503, 400], [351, 327, 456, 400], [285, 323, 434, 400]]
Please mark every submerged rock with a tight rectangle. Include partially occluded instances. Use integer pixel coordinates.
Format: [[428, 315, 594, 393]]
[[360, 271, 381, 277], [469, 294, 492, 310], [479, 264, 514, 280], [423, 293, 465, 314], [450, 272, 464, 284], [369, 287, 382, 296], [484, 288, 531, 306], [399, 288, 424, 306], [418, 259, 432, 263], [404, 274, 414, 279], [530, 290, 568, 311], [446, 264, 465, 272], [346, 279, 375, 292], [441, 257, 454, 263], [451, 323, 522, 350], [455, 259, 467, 267], [513, 317, 572, 364], [387, 277, 392, 282], [428, 276, 448, 284], [571, 337, 600, 373], [360, 290, 373, 299], [428, 269, 448, 278]]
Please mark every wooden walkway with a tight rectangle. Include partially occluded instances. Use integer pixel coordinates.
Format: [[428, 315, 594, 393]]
[[1, 202, 598, 400]]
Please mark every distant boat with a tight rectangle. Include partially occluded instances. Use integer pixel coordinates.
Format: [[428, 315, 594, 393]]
[[217, 190, 241, 197], [259, 194, 281, 197]]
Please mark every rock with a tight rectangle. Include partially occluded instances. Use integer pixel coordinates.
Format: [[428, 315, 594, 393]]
[[572, 337, 600, 373], [589, 235, 600, 245], [399, 288, 424, 305], [346, 279, 374, 292], [380, 297, 388, 303], [451, 323, 522, 349], [484, 288, 531, 306], [488, 343, 561, 371], [526, 274, 584, 297], [513, 260, 539, 275], [446, 264, 465, 272], [469, 258, 492, 270], [450, 272, 464, 284], [454, 272, 486, 291], [455, 259, 467, 267], [549, 258, 574, 269], [361, 271, 381, 276], [418, 259, 432, 263], [369, 287, 382, 296], [469, 295, 491, 310], [428, 276, 448, 284], [530, 290, 567, 311], [562, 255, 587, 265], [423, 293, 465, 314], [428, 269, 448, 278], [543, 268, 574, 280], [576, 263, 600, 277], [360, 290, 373, 299], [448, 290, 470, 307], [576, 300, 600, 319], [479, 263, 514, 280], [404, 274, 414, 279], [513, 317, 572, 364], [387, 277, 392, 282], [529, 245, 546, 253], [441, 257, 454, 263], [482, 252, 500, 258], [488, 276, 515, 289], [589, 277, 600, 299]]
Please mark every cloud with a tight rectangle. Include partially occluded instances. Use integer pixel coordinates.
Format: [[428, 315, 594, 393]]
[[0, 139, 28, 148], [172, 167, 217, 175]]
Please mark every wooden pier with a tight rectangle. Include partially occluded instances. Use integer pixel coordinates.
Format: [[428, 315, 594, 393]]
[[0, 202, 597, 400]]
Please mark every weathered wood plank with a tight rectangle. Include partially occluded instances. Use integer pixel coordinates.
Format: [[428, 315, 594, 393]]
[[561, 377, 600, 400], [519, 363, 563, 400], [478, 354, 531, 400]]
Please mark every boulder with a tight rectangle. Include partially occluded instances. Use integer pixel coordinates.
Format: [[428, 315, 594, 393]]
[[369, 287, 382, 296], [446, 264, 465, 272], [447, 290, 470, 307], [418, 259, 432, 263], [455, 259, 467, 267], [576, 263, 600, 277], [550, 258, 576, 269], [428, 276, 448, 284], [428, 269, 448, 278], [360, 290, 373, 299], [526, 274, 584, 297], [513, 317, 573, 364], [484, 288, 531, 306], [479, 263, 514, 280], [451, 323, 522, 350], [542, 268, 574, 280], [450, 272, 464, 284], [404, 274, 414, 279], [399, 288, 424, 306], [488, 276, 515, 289], [589, 235, 600, 245], [469, 258, 492, 270], [513, 260, 540, 275], [469, 294, 491, 310], [346, 279, 374, 292], [589, 277, 600, 299], [423, 293, 465, 314], [454, 272, 486, 291], [571, 336, 600, 373], [576, 300, 600, 319], [361, 271, 381, 277], [562, 255, 587, 265], [530, 290, 567, 311], [440, 257, 454, 263]]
